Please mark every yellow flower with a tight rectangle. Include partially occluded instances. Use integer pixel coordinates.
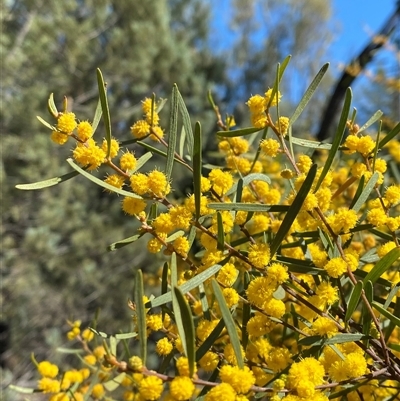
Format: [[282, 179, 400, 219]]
[[324, 257, 347, 278], [76, 121, 93, 142], [219, 365, 255, 394], [311, 316, 338, 338], [130, 173, 149, 195], [199, 351, 219, 372], [367, 207, 387, 227], [51, 131, 69, 145], [248, 242, 271, 269], [218, 263, 238, 287], [169, 376, 195, 400], [120, 152, 137, 171], [155, 337, 173, 356], [147, 170, 170, 198], [276, 116, 290, 136], [205, 383, 236, 401], [385, 184, 400, 206], [264, 88, 282, 106], [38, 377, 61, 393], [297, 155, 313, 173], [104, 174, 125, 190], [131, 120, 150, 139], [139, 376, 164, 400], [246, 94, 266, 114], [38, 361, 59, 378], [122, 197, 146, 216], [260, 138, 280, 157], [57, 112, 77, 134], [357, 135, 375, 156], [208, 169, 233, 196], [102, 138, 119, 158]]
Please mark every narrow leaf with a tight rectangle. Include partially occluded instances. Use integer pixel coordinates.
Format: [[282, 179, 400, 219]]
[[177, 90, 194, 155], [66, 158, 142, 198], [216, 212, 225, 250], [211, 279, 244, 368], [362, 247, 400, 286], [348, 175, 365, 210], [107, 234, 144, 251], [8, 385, 36, 394], [358, 110, 383, 133], [148, 263, 223, 307], [290, 63, 329, 125], [377, 121, 400, 150], [92, 98, 102, 134], [314, 87, 352, 192], [134, 269, 147, 365], [135, 141, 188, 167], [96, 68, 112, 159], [225, 173, 270, 196], [362, 280, 373, 345], [270, 164, 317, 256], [208, 202, 289, 213], [196, 319, 225, 361], [345, 281, 363, 324], [193, 122, 202, 220], [48, 93, 58, 118], [115, 332, 137, 340], [37, 115, 56, 131], [103, 372, 126, 392], [290, 136, 332, 150], [173, 287, 196, 376], [351, 172, 379, 212], [217, 127, 261, 137], [372, 301, 400, 327], [166, 85, 179, 180], [16, 171, 79, 190]]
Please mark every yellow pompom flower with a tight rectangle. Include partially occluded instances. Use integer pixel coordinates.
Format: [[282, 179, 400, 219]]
[[222, 288, 239, 308], [139, 376, 164, 400], [205, 383, 236, 401], [104, 174, 125, 191], [130, 173, 149, 195], [208, 169, 234, 196], [147, 234, 166, 254], [149, 125, 164, 141], [246, 94, 266, 114], [196, 319, 220, 342], [343, 134, 359, 154], [81, 328, 94, 342], [131, 120, 150, 139], [122, 197, 146, 216], [57, 112, 77, 134], [169, 376, 195, 400], [264, 88, 282, 106], [263, 298, 285, 318], [316, 281, 339, 306], [38, 361, 59, 378], [102, 138, 119, 158], [153, 213, 174, 234], [51, 131, 69, 145], [141, 98, 153, 114], [72, 140, 106, 170], [219, 365, 255, 394], [367, 207, 387, 227], [357, 135, 375, 156], [246, 277, 275, 308], [324, 257, 347, 278], [120, 152, 137, 171], [248, 242, 271, 268], [267, 263, 288, 284], [155, 337, 173, 356], [385, 184, 400, 206], [173, 236, 190, 257], [218, 263, 238, 287], [276, 116, 290, 136], [199, 351, 219, 372], [374, 158, 387, 173], [247, 313, 275, 337], [311, 316, 338, 338], [260, 138, 280, 157], [176, 356, 197, 377], [297, 155, 313, 173], [251, 113, 268, 128], [37, 377, 61, 393], [288, 357, 325, 397], [76, 121, 93, 142], [91, 383, 105, 399], [148, 170, 171, 197], [377, 241, 396, 257], [329, 352, 367, 381]]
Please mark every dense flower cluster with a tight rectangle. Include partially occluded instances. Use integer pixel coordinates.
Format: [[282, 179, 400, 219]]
[[21, 71, 400, 401]]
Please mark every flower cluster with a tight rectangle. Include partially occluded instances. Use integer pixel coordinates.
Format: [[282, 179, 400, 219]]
[[22, 73, 400, 401]]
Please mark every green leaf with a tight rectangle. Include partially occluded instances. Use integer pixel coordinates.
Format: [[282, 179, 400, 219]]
[[298, 333, 366, 346], [195, 319, 225, 361], [134, 269, 147, 365], [92, 98, 102, 135], [148, 263, 223, 307], [270, 164, 317, 256], [362, 280, 373, 346], [211, 279, 244, 368], [8, 385, 36, 394], [115, 332, 137, 340], [314, 87, 352, 192], [208, 202, 289, 213], [351, 172, 379, 212], [16, 170, 80, 190], [173, 287, 196, 376], [177, 90, 194, 155], [362, 247, 400, 286], [135, 141, 188, 168], [242, 272, 251, 350], [372, 301, 400, 327], [193, 122, 202, 220], [290, 63, 329, 125], [235, 178, 243, 203], [166, 84, 179, 180], [103, 372, 126, 392], [107, 234, 144, 251], [345, 281, 363, 324], [96, 68, 112, 159], [48, 93, 58, 118], [358, 110, 383, 133], [66, 158, 142, 198], [216, 212, 225, 251], [198, 282, 211, 320], [377, 121, 400, 150], [348, 175, 365, 210], [289, 137, 332, 150], [56, 347, 85, 354], [37, 115, 57, 131], [216, 127, 261, 137], [109, 335, 117, 355], [225, 173, 270, 196]]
